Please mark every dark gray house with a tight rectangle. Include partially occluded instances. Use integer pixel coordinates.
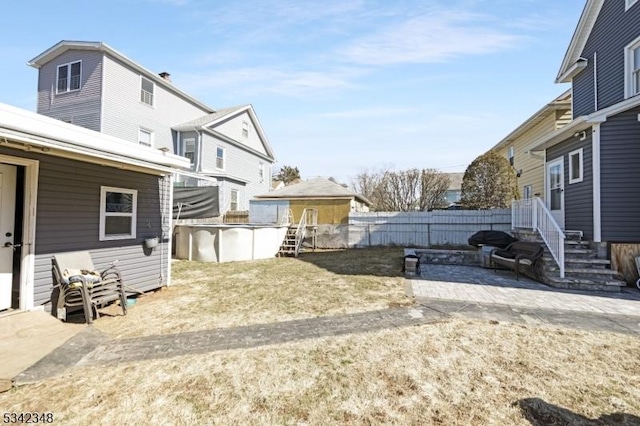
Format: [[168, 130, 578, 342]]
[[27, 41, 276, 216], [528, 0, 640, 245], [0, 102, 189, 313]]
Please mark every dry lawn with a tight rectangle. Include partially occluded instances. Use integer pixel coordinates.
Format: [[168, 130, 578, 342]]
[[94, 248, 410, 338], [2, 320, 639, 425]]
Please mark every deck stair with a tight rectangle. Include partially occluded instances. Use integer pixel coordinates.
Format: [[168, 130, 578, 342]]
[[277, 208, 318, 257], [511, 229, 626, 292], [278, 225, 299, 257]]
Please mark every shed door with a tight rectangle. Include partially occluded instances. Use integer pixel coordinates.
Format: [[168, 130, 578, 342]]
[[0, 164, 16, 311], [546, 158, 564, 229]]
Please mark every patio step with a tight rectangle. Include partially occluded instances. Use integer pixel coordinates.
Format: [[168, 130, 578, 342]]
[[543, 257, 610, 270], [546, 276, 626, 292], [512, 228, 626, 292]]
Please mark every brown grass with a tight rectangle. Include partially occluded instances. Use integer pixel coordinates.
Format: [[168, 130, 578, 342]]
[[2, 320, 639, 425], [94, 248, 410, 338]]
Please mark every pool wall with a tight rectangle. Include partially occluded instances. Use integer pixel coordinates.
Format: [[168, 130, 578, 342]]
[[174, 224, 289, 262]]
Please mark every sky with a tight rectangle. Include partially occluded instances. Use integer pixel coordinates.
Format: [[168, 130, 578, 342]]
[[0, 0, 585, 184]]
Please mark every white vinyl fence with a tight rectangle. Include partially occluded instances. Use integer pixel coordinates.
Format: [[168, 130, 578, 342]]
[[347, 209, 511, 248]]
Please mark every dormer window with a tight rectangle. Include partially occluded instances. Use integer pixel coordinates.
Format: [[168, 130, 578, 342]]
[[140, 77, 154, 106], [624, 36, 640, 98], [56, 61, 81, 93]]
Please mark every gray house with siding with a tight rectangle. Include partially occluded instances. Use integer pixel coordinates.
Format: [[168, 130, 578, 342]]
[[0, 102, 189, 313], [528, 0, 640, 246], [27, 41, 276, 215]]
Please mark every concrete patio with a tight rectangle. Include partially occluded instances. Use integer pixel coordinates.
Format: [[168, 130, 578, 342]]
[[411, 263, 640, 316]]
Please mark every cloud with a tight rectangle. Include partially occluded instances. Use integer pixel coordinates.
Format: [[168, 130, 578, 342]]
[[313, 106, 423, 119], [339, 10, 522, 65], [175, 66, 365, 99]]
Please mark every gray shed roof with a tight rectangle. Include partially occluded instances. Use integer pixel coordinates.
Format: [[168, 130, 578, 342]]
[[255, 177, 372, 205], [173, 105, 248, 131]]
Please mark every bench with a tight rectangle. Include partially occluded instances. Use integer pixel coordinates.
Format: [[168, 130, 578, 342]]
[[490, 242, 543, 280]]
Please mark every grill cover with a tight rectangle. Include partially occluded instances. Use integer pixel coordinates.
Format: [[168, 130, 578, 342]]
[[468, 230, 517, 249]]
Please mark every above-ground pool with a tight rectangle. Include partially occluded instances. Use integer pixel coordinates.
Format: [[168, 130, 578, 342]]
[[174, 224, 289, 262]]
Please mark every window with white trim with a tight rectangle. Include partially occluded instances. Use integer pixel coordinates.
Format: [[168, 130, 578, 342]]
[[230, 189, 239, 211], [508, 147, 515, 166], [138, 128, 153, 147], [100, 186, 137, 240], [624, 36, 640, 98], [258, 163, 264, 182], [569, 148, 583, 184], [216, 147, 225, 170], [56, 61, 81, 93], [626, 0, 638, 11], [183, 138, 196, 165], [523, 184, 533, 199], [242, 121, 249, 138], [140, 77, 154, 106]]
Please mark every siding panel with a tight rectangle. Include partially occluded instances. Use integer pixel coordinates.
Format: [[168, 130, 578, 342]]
[[201, 133, 272, 212], [600, 105, 640, 241], [547, 133, 594, 239], [102, 55, 210, 150], [573, 1, 640, 116], [0, 146, 171, 307], [36, 50, 103, 131]]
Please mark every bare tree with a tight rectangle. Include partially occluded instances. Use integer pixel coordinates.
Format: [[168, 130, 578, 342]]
[[418, 169, 451, 211], [352, 167, 451, 212]]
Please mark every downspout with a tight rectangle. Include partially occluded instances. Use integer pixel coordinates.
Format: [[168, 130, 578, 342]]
[[197, 130, 203, 173], [99, 53, 105, 132], [592, 124, 601, 242], [593, 52, 598, 111], [166, 173, 175, 285]]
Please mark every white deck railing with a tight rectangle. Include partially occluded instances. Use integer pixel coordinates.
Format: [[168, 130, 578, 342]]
[[512, 198, 565, 278]]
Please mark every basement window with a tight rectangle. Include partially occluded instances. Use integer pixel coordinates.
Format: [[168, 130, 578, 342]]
[[100, 186, 137, 240]]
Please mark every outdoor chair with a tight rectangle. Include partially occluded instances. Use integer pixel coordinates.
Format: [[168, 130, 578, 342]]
[[52, 251, 127, 324], [490, 242, 544, 280]]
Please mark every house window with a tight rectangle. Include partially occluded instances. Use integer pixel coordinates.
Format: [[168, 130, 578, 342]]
[[569, 148, 583, 184], [216, 147, 225, 170], [183, 138, 196, 165], [99, 186, 137, 241], [258, 163, 264, 182], [230, 189, 239, 211], [242, 121, 249, 138], [138, 128, 153, 147], [507, 147, 514, 166], [624, 36, 640, 98], [140, 77, 154, 106], [523, 185, 533, 199], [626, 0, 638, 11], [56, 61, 81, 93]]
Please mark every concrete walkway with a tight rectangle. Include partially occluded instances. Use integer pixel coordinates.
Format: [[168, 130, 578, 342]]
[[10, 264, 640, 387], [0, 311, 85, 388]]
